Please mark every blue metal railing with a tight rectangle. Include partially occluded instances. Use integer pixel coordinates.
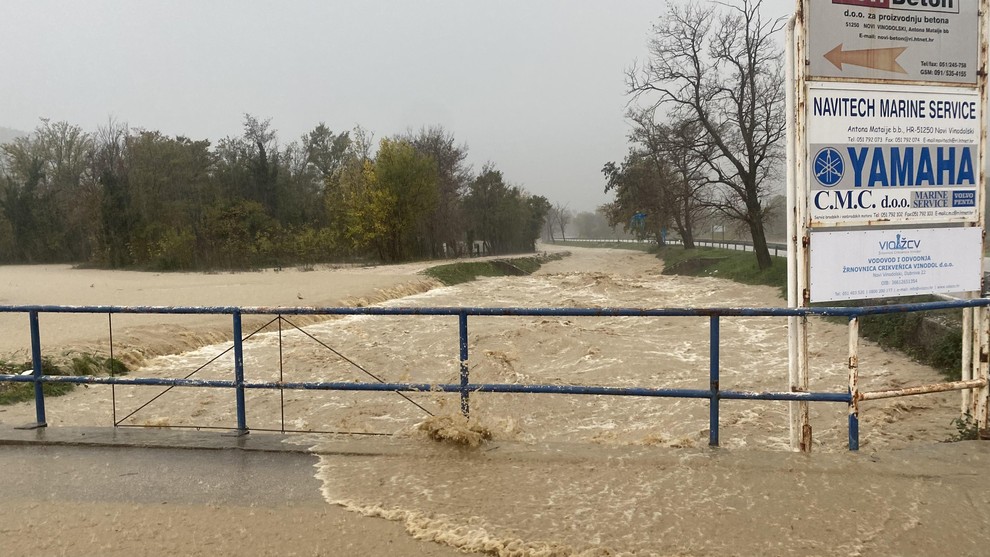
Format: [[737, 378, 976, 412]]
[[2, 299, 988, 450]]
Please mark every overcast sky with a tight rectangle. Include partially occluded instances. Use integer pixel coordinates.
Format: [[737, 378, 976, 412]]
[[0, 0, 797, 213]]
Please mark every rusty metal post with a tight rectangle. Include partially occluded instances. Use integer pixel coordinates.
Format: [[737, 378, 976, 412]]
[[785, 13, 800, 451], [978, 306, 989, 430], [848, 316, 859, 451], [977, 0, 990, 431], [792, 1, 813, 452]]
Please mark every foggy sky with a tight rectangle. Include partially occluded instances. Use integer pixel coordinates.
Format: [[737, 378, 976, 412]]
[[0, 0, 797, 213]]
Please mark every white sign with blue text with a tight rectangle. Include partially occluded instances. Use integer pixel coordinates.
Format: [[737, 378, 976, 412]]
[[808, 82, 981, 227], [809, 227, 982, 302]]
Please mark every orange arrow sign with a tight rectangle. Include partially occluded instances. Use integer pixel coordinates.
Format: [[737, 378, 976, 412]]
[[824, 44, 908, 74]]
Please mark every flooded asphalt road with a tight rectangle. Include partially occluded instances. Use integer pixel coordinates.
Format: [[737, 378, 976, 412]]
[[0, 440, 466, 557], [2, 430, 990, 557]]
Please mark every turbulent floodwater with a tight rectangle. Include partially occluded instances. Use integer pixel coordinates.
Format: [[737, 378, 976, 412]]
[[83, 248, 957, 452], [0, 248, 968, 555]]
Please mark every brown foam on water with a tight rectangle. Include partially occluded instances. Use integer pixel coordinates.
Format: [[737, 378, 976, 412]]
[[328, 499, 588, 556], [417, 414, 494, 447], [316, 464, 632, 557]]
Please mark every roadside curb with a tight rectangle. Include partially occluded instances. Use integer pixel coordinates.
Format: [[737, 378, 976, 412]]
[[0, 425, 309, 454]]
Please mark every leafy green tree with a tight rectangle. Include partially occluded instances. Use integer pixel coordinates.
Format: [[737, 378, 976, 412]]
[[124, 131, 215, 268], [602, 151, 669, 245], [465, 165, 545, 255], [304, 123, 351, 185], [525, 195, 552, 250], [0, 138, 47, 261], [371, 138, 438, 261], [0, 116, 545, 269], [0, 120, 93, 262], [91, 120, 132, 267], [324, 134, 379, 258], [407, 126, 471, 257], [201, 200, 278, 269]]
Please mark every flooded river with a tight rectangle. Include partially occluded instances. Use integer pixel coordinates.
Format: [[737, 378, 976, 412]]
[[0, 247, 973, 556]]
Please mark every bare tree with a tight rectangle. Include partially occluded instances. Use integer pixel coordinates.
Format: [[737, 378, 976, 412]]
[[628, 109, 712, 249], [628, 0, 785, 269], [543, 209, 558, 243], [552, 202, 571, 242]]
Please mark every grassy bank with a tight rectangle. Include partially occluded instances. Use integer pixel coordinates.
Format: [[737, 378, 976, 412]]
[[657, 246, 788, 294], [0, 354, 128, 405], [423, 252, 566, 286], [654, 246, 964, 380]]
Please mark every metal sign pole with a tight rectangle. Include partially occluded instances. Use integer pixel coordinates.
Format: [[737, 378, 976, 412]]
[[795, 0, 812, 452], [786, 12, 800, 451], [977, 0, 990, 431]]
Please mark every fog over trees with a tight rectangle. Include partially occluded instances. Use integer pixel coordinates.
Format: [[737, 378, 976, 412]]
[[0, 117, 550, 269]]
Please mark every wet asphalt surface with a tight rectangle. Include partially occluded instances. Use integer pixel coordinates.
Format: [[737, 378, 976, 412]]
[[0, 444, 323, 506]]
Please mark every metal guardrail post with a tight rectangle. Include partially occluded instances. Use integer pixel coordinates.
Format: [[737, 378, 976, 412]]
[[232, 311, 248, 435], [709, 316, 720, 447], [848, 317, 860, 451], [459, 312, 470, 416], [16, 311, 48, 429]]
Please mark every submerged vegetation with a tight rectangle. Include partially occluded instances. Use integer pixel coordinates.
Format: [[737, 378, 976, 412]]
[[424, 253, 565, 286], [0, 354, 128, 406]]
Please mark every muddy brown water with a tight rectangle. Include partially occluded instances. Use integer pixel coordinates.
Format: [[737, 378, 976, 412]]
[[0, 247, 975, 556]]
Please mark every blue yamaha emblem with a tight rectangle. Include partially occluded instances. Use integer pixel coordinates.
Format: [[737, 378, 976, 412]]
[[814, 147, 844, 187]]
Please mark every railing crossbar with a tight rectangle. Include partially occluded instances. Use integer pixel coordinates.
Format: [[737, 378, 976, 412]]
[[0, 372, 853, 402], [2, 300, 988, 451], [3, 299, 988, 317]]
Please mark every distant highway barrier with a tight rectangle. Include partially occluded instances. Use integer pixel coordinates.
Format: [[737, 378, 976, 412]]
[[561, 238, 788, 258]]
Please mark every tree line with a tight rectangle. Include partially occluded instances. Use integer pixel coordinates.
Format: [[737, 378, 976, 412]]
[[0, 118, 550, 269]]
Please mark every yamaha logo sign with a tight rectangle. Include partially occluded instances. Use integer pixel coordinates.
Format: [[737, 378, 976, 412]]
[[813, 147, 845, 187]]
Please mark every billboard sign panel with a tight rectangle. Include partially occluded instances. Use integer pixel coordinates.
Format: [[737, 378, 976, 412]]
[[809, 227, 983, 302], [808, 0, 980, 84], [807, 82, 980, 227]]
